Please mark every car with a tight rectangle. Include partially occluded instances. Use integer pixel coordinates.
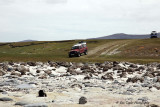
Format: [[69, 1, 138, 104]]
[[150, 31, 158, 38], [69, 41, 88, 57]]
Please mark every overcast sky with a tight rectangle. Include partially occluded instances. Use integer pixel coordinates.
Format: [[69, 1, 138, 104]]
[[0, 0, 160, 42]]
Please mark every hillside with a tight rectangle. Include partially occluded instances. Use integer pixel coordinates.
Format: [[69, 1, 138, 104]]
[[89, 33, 160, 39], [0, 39, 160, 63]]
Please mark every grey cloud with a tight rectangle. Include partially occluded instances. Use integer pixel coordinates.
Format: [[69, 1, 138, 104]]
[[45, 0, 67, 4], [0, 0, 14, 5]]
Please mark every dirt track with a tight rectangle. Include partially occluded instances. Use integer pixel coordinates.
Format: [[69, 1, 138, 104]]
[[85, 40, 133, 57]]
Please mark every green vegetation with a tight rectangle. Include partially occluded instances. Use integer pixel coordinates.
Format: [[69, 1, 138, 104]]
[[0, 39, 160, 63]]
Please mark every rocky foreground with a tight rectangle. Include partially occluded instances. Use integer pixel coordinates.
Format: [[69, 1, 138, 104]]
[[0, 61, 160, 107]]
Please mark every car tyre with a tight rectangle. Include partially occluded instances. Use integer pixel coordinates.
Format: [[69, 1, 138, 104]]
[[77, 53, 80, 57], [84, 51, 88, 55]]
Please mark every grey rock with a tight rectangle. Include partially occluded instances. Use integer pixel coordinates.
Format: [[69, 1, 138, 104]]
[[0, 97, 13, 101], [141, 83, 152, 87], [2, 91, 8, 94], [147, 104, 160, 107], [0, 69, 6, 76], [15, 101, 29, 106], [16, 84, 35, 89], [129, 64, 138, 68], [24, 103, 48, 107], [122, 91, 133, 95], [127, 88, 136, 93], [153, 83, 160, 90], [138, 97, 148, 102], [27, 62, 36, 66], [79, 96, 87, 104]]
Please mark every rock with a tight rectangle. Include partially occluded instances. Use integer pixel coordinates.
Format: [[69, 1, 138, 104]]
[[84, 76, 91, 80], [101, 74, 114, 81], [76, 63, 84, 67], [0, 90, 4, 92], [141, 83, 152, 88], [125, 68, 135, 73], [38, 90, 47, 97], [0, 97, 13, 101], [122, 91, 133, 95], [126, 77, 144, 83], [11, 71, 21, 77], [138, 97, 148, 102], [127, 88, 136, 93], [27, 62, 36, 66], [136, 66, 145, 71], [36, 70, 41, 73], [147, 104, 160, 107], [16, 84, 35, 89], [103, 66, 109, 72], [153, 83, 160, 90], [44, 70, 52, 75], [79, 96, 87, 104], [48, 61, 57, 67], [81, 64, 90, 70], [24, 103, 48, 107], [67, 67, 78, 75], [157, 76, 160, 82], [0, 69, 5, 76], [113, 65, 124, 71], [17, 66, 29, 75], [8, 61, 14, 65], [129, 64, 138, 68], [71, 84, 82, 89], [113, 61, 119, 67], [146, 68, 154, 72], [15, 101, 29, 106], [119, 72, 127, 78], [20, 62, 27, 66], [38, 74, 47, 79], [148, 74, 154, 78]]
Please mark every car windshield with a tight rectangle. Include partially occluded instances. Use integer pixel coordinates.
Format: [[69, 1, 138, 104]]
[[72, 46, 79, 50]]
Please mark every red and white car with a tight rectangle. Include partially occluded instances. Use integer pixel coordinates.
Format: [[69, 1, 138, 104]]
[[69, 41, 88, 57]]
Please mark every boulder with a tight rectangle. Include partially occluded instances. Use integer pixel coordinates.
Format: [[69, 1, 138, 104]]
[[113, 61, 119, 67], [11, 71, 21, 77], [38, 74, 47, 79], [0, 97, 13, 101], [101, 73, 114, 81], [113, 65, 124, 71], [24, 103, 48, 107], [126, 77, 144, 83], [67, 67, 77, 75], [27, 62, 36, 66], [44, 70, 52, 75], [38, 90, 47, 97], [0, 70, 5, 76], [15, 101, 29, 106], [129, 64, 138, 68], [79, 96, 87, 104], [147, 104, 159, 107], [125, 68, 135, 73], [36, 70, 41, 73], [71, 84, 82, 89]]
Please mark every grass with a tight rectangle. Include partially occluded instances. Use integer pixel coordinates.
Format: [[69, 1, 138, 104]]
[[0, 39, 160, 64]]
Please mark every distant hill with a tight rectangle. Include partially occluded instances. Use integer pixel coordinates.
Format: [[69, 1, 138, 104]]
[[19, 39, 37, 42], [89, 33, 160, 39]]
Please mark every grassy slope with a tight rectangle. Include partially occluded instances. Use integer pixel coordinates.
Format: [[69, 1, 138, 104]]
[[0, 39, 160, 63]]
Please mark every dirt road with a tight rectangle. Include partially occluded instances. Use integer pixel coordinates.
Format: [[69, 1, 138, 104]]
[[85, 40, 133, 57]]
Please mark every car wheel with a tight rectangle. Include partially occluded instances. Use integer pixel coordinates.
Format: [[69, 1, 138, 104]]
[[77, 53, 80, 57], [84, 51, 88, 55], [69, 54, 72, 58]]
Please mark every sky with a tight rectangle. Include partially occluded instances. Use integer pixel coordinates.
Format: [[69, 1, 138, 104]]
[[0, 0, 160, 42]]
